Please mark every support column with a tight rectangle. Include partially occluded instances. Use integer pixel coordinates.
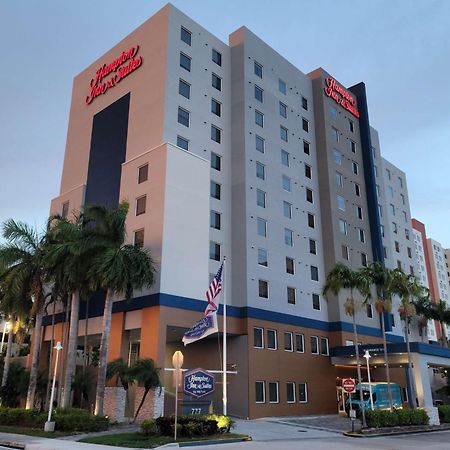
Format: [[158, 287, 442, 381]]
[[140, 306, 164, 365], [108, 312, 125, 362]]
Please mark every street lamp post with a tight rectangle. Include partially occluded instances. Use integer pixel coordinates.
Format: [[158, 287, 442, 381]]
[[0, 321, 11, 355], [44, 341, 63, 432], [363, 350, 374, 410]]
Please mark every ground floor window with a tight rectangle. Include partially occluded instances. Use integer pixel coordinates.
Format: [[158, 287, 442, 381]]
[[286, 382, 296, 403], [299, 383, 308, 403], [255, 381, 265, 403], [268, 381, 279, 403]]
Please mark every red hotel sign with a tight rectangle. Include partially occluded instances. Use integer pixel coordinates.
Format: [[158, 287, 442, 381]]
[[85, 45, 143, 105], [324, 77, 359, 118]]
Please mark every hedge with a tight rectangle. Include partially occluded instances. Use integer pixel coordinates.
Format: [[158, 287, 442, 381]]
[[438, 405, 450, 423], [0, 407, 109, 432], [365, 408, 429, 428]]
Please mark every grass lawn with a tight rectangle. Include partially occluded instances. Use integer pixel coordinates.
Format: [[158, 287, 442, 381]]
[[0, 425, 74, 438], [79, 432, 247, 448]]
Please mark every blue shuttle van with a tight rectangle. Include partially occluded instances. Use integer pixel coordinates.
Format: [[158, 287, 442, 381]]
[[346, 382, 403, 414]]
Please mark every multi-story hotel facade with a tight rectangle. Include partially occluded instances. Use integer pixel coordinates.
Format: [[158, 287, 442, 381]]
[[41, 4, 450, 420]]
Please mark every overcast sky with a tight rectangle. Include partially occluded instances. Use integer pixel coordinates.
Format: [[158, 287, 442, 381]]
[[1, 0, 449, 246]]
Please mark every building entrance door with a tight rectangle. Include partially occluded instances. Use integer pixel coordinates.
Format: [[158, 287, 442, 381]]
[[336, 387, 346, 415]]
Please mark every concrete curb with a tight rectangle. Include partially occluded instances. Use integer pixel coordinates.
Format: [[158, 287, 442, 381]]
[[0, 442, 25, 449], [343, 423, 450, 438], [178, 436, 252, 447]]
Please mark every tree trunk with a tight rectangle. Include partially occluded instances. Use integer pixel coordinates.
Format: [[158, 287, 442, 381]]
[[83, 297, 90, 370], [404, 318, 417, 408], [380, 311, 393, 410], [1, 323, 14, 387], [441, 321, 448, 348], [61, 290, 80, 408], [94, 288, 114, 416], [45, 299, 56, 410], [133, 387, 150, 423], [26, 305, 44, 409], [352, 306, 366, 429]]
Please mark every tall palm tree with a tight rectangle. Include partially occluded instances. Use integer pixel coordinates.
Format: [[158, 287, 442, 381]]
[[0, 219, 48, 409], [85, 202, 155, 416], [323, 262, 370, 428], [417, 299, 450, 347], [391, 269, 424, 408], [360, 261, 394, 410]]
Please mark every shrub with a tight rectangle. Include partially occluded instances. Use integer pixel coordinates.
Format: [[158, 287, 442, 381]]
[[155, 415, 226, 437], [53, 408, 109, 432], [438, 405, 450, 423], [0, 407, 45, 428], [140, 419, 158, 436], [365, 408, 429, 428]]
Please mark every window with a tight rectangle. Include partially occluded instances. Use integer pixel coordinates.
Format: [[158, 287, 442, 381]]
[[287, 287, 296, 305], [255, 135, 265, 153], [267, 329, 277, 349], [254, 85, 263, 102], [211, 152, 221, 171], [390, 203, 395, 215], [284, 331, 294, 351], [299, 383, 308, 403], [337, 195, 345, 211], [339, 219, 347, 235], [287, 382, 296, 403], [359, 228, 366, 243], [302, 96, 308, 110], [392, 222, 398, 234], [61, 201, 69, 218], [286, 257, 295, 274], [133, 229, 144, 248], [308, 213, 315, 228], [309, 239, 317, 255], [257, 217, 267, 237], [211, 125, 221, 143], [256, 162, 265, 180], [407, 247, 412, 258], [284, 228, 293, 247], [210, 241, 221, 261], [254, 61, 263, 78], [356, 205, 363, 220], [335, 172, 343, 187], [403, 211, 408, 223], [352, 161, 359, 175], [354, 183, 361, 197], [212, 73, 222, 90], [177, 107, 190, 127], [329, 105, 337, 120], [279, 102, 287, 118], [257, 189, 266, 208], [342, 245, 349, 260], [312, 293, 320, 310], [283, 201, 292, 219], [366, 303, 373, 318], [180, 26, 192, 45], [279, 78, 286, 94], [180, 52, 191, 71], [361, 252, 368, 266], [268, 382, 279, 403], [310, 336, 319, 354], [401, 193, 405, 205], [282, 175, 291, 192], [374, 165, 378, 177], [255, 247, 268, 268], [255, 381, 265, 403], [398, 176, 403, 188], [136, 195, 146, 216], [295, 334, 304, 353], [311, 266, 319, 281], [303, 140, 310, 155], [302, 118, 309, 132], [210, 211, 221, 230], [320, 337, 329, 356], [281, 149, 290, 167], [330, 127, 339, 142], [137, 164, 148, 184], [254, 327, 264, 348], [378, 204, 383, 218], [306, 188, 314, 203], [177, 135, 189, 150], [211, 98, 221, 116], [255, 110, 264, 127], [349, 119, 354, 132], [210, 181, 221, 199], [259, 280, 269, 299], [388, 186, 394, 198], [280, 126, 288, 142], [179, 79, 190, 99], [350, 140, 356, 153], [395, 241, 400, 253], [305, 164, 312, 179], [212, 48, 222, 66], [405, 229, 410, 240], [333, 149, 342, 165], [386, 168, 391, 180]]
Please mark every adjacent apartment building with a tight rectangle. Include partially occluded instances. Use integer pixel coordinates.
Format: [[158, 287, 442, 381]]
[[41, 4, 450, 419]]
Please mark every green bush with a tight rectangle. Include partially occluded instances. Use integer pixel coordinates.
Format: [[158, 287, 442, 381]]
[[154, 415, 228, 437], [365, 408, 429, 428], [438, 405, 450, 423], [0, 407, 45, 428], [140, 419, 158, 436], [53, 408, 109, 432]]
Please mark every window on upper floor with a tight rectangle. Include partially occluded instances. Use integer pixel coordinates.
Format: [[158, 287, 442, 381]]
[[211, 125, 221, 143], [138, 164, 148, 184], [302, 118, 309, 132], [279, 101, 287, 118], [211, 152, 221, 171], [254, 85, 263, 102], [279, 78, 286, 94], [180, 52, 191, 71], [257, 189, 266, 208], [255, 110, 264, 127], [286, 257, 295, 274], [180, 26, 192, 45], [179, 79, 191, 99], [255, 135, 265, 153], [280, 125, 288, 142], [258, 248, 268, 267], [281, 149, 290, 167], [211, 98, 221, 117], [254, 61, 263, 78], [212, 73, 222, 91], [305, 164, 312, 179], [302, 96, 308, 110], [210, 181, 221, 200], [212, 48, 222, 66], [177, 135, 189, 150]]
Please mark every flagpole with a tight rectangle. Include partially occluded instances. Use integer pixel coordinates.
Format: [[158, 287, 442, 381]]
[[222, 257, 227, 416]]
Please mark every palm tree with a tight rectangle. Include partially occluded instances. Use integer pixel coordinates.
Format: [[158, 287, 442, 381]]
[[107, 358, 134, 417], [323, 262, 370, 428], [0, 219, 49, 409], [422, 299, 450, 347], [360, 262, 394, 410], [391, 269, 424, 408], [129, 358, 160, 423], [85, 202, 155, 416]]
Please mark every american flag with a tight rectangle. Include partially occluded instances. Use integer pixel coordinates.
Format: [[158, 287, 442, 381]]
[[205, 262, 223, 316]]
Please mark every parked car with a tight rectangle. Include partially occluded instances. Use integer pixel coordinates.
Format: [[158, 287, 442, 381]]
[[345, 382, 403, 414]]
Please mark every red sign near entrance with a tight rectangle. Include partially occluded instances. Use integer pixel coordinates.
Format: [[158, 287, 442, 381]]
[[324, 77, 360, 118], [342, 378, 356, 393], [85, 45, 143, 105]]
